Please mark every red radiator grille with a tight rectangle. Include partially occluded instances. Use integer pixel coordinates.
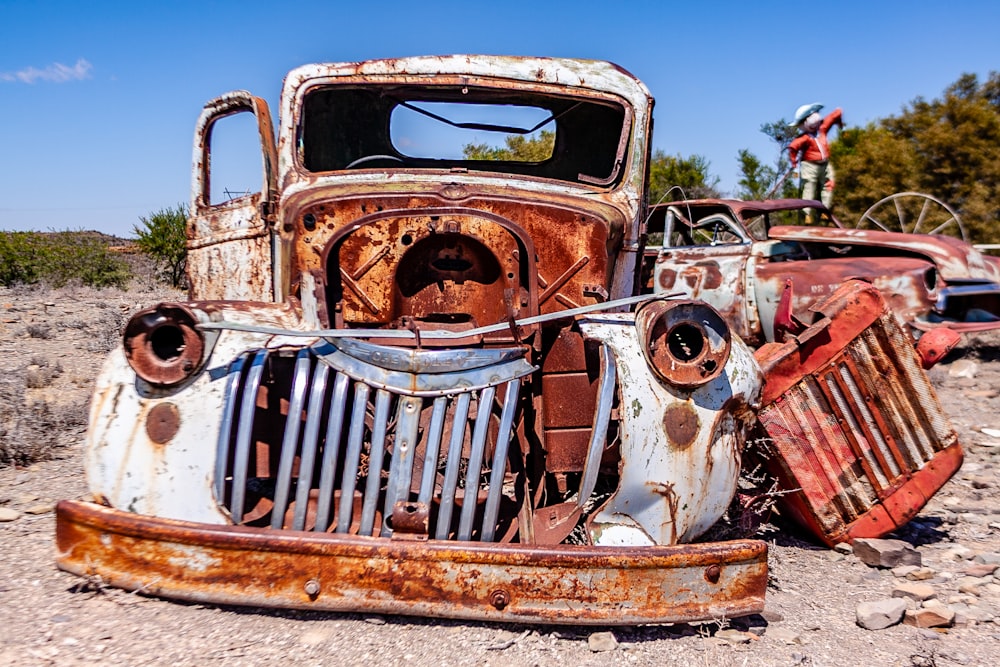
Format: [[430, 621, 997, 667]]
[[756, 283, 961, 545]]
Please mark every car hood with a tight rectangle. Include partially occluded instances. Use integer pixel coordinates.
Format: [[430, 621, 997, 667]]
[[768, 226, 1000, 282]]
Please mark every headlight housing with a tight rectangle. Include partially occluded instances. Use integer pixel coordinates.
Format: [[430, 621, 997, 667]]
[[636, 300, 731, 388], [123, 303, 206, 387]]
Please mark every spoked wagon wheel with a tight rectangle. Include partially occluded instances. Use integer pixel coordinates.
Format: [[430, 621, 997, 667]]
[[857, 192, 968, 242]]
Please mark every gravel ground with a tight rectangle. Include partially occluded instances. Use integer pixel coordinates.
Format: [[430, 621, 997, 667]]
[[3, 285, 1000, 666]]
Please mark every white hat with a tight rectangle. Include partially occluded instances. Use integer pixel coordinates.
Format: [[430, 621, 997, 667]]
[[790, 102, 823, 127]]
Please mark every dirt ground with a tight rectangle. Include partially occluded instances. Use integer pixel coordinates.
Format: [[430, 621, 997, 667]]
[[3, 283, 1000, 666]]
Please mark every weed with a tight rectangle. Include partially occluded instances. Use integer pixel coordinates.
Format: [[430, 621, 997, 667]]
[[0, 371, 88, 466], [25, 323, 52, 339]]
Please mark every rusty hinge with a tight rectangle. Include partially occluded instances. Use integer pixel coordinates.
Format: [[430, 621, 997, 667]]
[[259, 193, 279, 224]]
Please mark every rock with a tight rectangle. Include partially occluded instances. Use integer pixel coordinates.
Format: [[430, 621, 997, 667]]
[[892, 582, 936, 602], [0, 508, 20, 522], [852, 538, 922, 568], [950, 602, 995, 623], [956, 576, 991, 595], [964, 563, 998, 578], [715, 629, 753, 644], [299, 628, 333, 646], [971, 476, 992, 489], [948, 594, 978, 605], [974, 552, 1000, 565], [904, 607, 955, 628], [907, 568, 936, 581], [856, 599, 907, 630], [766, 627, 803, 644], [891, 565, 919, 578], [24, 503, 53, 515], [940, 545, 974, 561], [948, 359, 979, 379], [760, 609, 785, 623], [588, 631, 618, 652], [833, 542, 854, 555]]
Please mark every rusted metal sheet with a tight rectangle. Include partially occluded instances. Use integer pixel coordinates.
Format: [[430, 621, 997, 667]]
[[188, 91, 280, 302], [768, 226, 998, 282], [754, 280, 962, 545], [580, 312, 762, 546], [755, 255, 938, 336], [56, 501, 767, 625]]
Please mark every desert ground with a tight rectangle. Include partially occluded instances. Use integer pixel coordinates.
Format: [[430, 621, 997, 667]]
[[3, 281, 1000, 666]]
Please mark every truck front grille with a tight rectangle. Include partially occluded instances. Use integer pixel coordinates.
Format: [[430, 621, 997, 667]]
[[758, 310, 958, 537], [213, 339, 535, 542]]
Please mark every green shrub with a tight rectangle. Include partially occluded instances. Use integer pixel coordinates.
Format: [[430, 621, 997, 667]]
[[133, 204, 189, 288], [0, 231, 131, 288]]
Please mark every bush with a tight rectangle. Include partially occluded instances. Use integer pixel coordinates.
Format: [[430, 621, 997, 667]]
[[133, 204, 189, 288], [0, 372, 87, 466], [0, 231, 131, 288]]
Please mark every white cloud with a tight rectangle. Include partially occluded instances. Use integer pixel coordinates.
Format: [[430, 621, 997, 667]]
[[0, 58, 93, 84]]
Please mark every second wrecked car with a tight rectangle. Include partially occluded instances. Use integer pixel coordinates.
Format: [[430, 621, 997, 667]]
[[643, 198, 1000, 346]]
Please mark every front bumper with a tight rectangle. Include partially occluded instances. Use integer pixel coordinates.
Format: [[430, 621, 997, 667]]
[[56, 500, 767, 625]]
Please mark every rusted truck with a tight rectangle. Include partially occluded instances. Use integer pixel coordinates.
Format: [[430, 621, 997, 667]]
[[56, 56, 770, 624]]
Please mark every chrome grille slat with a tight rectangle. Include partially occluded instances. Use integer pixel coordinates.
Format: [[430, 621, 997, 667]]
[[480, 381, 520, 541], [417, 397, 448, 505], [337, 383, 371, 533], [577, 344, 616, 510], [229, 350, 267, 524], [292, 362, 329, 531], [458, 386, 496, 541], [435, 392, 471, 540], [314, 372, 349, 532], [271, 351, 312, 529], [359, 389, 392, 536], [214, 353, 247, 503], [381, 396, 422, 537]]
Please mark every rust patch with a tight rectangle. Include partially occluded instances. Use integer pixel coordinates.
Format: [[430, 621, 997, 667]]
[[663, 402, 700, 450], [146, 403, 181, 445], [56, 500, 769, 626], [657, 267, 677, 290]]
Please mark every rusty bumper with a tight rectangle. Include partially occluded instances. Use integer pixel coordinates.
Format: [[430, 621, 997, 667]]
[[56, 500, 767, 625]]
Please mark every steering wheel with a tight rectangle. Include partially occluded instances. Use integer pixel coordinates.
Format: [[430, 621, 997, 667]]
[[344, 154, 405, 169]]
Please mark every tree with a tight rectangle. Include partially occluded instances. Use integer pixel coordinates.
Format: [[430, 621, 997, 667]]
[[133, 204, 189, 288], [832, 72, 1000, 243], [647, 150, 720, 205], [463, 130, 555, 161], [734, 119, 798, 201]]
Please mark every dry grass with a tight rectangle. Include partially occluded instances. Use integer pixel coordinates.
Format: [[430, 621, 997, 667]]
[[0, 371, 88, 466]]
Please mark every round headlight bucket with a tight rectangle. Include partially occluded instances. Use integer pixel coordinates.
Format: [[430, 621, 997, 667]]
[[636, 300, 731, 388], [123, 303, 205, 387]]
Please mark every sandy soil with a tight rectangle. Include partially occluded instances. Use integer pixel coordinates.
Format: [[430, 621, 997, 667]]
[[3, 284, 1000, 666]]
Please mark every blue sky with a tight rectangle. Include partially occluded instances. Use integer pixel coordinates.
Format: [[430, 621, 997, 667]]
[[2, 0, 997, 238]]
